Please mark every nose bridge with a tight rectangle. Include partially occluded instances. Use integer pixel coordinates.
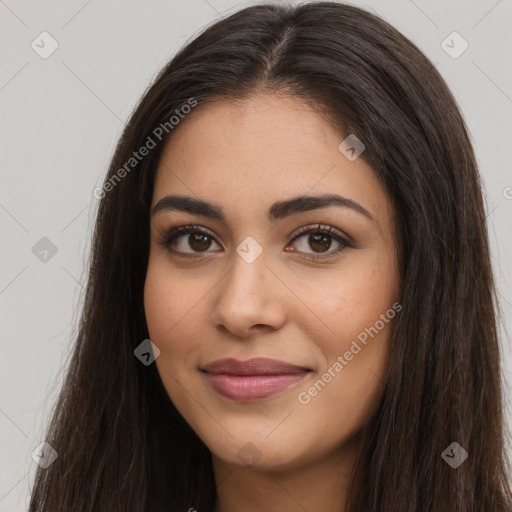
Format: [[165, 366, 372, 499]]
[[210, 247, 285, 337], [223, 231, 270, 298], [222, 248, 269, 307], [233, 242, 268, 297]]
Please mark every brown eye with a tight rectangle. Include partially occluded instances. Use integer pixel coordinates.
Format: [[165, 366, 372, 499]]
[[291, 232, 342, 255], [159, 223, 352, 261], [288, 224, 352, 261], [187, 233, 213, 252], [159, 225, 221, 255], [308, 233, 333, 253]]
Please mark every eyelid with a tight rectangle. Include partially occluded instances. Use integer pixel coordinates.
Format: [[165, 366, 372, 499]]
[[157, 222, 354, 260], [157, 224, 221, 253], [291, 223, 354, 245], [287, 223, 353, 261]]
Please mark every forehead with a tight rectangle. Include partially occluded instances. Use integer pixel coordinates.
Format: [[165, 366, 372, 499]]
[[152, 93, 391, 227]]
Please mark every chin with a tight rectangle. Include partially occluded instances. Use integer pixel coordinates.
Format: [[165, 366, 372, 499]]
[[208, 434, 309, 471]]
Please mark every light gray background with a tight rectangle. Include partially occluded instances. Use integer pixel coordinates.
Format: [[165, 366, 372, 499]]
[[1, 0, 511, 509]]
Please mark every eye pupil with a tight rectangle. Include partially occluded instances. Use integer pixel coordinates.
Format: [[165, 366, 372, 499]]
[[309, 234, 331, 252], [162, 225, 346, 259], [189, 234, 211, 252]]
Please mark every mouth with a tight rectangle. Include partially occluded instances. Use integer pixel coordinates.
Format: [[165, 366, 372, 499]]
[[200, 357, 312, 401]]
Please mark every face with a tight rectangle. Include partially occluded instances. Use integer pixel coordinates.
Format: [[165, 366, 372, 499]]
[[144, 92, 400, 471]]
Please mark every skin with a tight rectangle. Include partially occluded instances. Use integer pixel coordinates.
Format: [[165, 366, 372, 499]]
[[144, 91, 400, 512]]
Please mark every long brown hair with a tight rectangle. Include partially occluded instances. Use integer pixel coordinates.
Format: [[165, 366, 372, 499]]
[[29, 2, 512, 510]]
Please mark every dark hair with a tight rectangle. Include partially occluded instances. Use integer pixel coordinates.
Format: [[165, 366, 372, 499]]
[[29, 2, 512, 511]]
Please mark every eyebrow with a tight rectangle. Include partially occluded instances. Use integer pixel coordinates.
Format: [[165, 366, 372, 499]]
[[151, 194, 374, 222]]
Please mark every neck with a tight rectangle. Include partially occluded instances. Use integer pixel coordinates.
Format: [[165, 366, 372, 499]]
[[212, 436, 361, 512]]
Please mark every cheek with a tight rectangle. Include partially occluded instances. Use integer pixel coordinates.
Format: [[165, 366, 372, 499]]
[[143, 265, 201, 409], [143, 259, 216, 381], [143, 262, 196, 381], [313, 257, 399, 349], [301, 255, 398, 413], [144, 269, 175, 343], [143, 256, 202, 344]]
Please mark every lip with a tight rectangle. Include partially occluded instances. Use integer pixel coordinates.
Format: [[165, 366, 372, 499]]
[[200, 357, 312, 401]]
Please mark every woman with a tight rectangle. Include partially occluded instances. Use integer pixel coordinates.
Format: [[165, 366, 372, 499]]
[[29, 2, 512, 511]]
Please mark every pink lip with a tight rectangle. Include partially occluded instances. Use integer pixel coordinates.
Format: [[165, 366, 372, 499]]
[[201, 357, 311, 401]]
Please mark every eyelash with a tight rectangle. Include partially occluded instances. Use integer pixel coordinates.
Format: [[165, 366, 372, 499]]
[[157, 223, 354, 261]]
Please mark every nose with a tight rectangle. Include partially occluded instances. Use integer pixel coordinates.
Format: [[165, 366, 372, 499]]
[[209, 252, 286, 339]]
